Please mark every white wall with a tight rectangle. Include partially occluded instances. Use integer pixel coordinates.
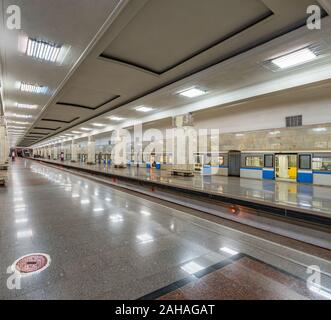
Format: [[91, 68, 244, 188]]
[[192, 84, 331, 133]]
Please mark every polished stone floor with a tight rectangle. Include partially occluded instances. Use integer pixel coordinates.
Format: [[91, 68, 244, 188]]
[[35, 159, 331, 218], [1, 159, 331, 300]]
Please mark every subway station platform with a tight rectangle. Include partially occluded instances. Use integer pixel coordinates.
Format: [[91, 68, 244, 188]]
[[1, 159, 331, 300], [31, 158, 331, 222]]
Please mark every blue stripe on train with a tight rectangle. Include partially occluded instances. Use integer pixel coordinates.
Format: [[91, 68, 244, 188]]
[[263, 169, 274, 180], [297, 172, 313, 183]]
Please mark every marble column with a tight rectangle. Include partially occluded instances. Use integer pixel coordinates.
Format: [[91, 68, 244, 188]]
[[53, 145, 58, 160], [0, 116, 8, 165], [87, 136, 95, 165], [71, 140, 77, 162]]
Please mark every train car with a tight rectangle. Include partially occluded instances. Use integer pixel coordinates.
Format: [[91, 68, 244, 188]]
[[191, 150, 331, 186], [238, 151, 331, 187]]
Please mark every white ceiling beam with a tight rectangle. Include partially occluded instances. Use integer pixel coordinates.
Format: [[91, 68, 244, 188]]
[[318, 0, 331, 15]]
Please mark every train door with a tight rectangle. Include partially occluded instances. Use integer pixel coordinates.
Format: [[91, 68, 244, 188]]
[[275, 154, 298, 181], [228, 151, 241, 177]]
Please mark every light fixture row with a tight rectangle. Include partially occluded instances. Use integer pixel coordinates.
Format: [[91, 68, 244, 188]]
[[271, 47, 317, 69], [26, 38, 62, 63], [20, 81, 47, 94]]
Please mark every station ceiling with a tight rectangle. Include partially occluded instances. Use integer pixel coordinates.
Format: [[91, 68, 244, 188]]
[[1, 0, 331, 147]]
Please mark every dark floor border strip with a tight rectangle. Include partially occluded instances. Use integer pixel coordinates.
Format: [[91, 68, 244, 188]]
[[137, 253, 245, 300]]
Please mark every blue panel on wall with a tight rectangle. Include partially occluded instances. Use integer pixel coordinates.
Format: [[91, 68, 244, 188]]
[[156, 163, 161, 170], [297, 172, 313, 184], [263, 170, 274, 180]]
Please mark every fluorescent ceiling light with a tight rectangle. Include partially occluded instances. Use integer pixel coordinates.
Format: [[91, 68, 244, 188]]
[[6, 120, 31, 125], [271, 48, 317, 69], [7, 125, 27, 129], [6, 113, 33, 119], [81, 199, 90, 205], [20, 82, 47, 94], [180, 261, 205, 275], [179, 87, 207, 98], [220, 247, 239, 256], [80, 127, 93, 131], [135, 106, 154, 112], [109, 116, 124, 121], [26, 38, 62, 62], [93, 208, 104, 212], [64, 134, 73, 136], [92, 123, 105, 127], [71, 131, 81, 134], [16, 103, 38, 110]]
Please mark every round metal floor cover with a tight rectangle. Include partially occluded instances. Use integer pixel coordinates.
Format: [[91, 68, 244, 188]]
[[14, 253, 51, 275]]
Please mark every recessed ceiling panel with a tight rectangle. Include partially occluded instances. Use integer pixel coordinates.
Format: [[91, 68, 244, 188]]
[[102, 0, 272, 73], [58, 86, 119, 109]]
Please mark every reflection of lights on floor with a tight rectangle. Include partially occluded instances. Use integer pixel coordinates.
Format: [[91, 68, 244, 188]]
[[109, 214, 124, 222], [17, 229, 33, 238], [15, 218, 28, 224], [14, 197, 23, 202], [140, 210, 151, 216], [220, 247, 239, 256], [105, 198, 111, 202], [72, 194, 80, 198], [80, 199, 90, 205], [300, 202, 312, 208], [93, 208, 104, 212], [136, 233, 154, 243], [180, 261, 205, 275], [14, 204, 26, 212]]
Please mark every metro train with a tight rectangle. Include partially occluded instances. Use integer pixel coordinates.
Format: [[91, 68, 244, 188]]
[[192, 150, 331, 187], [63, 149, 331, 186]]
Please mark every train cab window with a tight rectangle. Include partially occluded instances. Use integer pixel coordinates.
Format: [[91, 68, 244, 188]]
[[264, 155, 274, 168], [313, 158, 331, 171], [299, 155, 311, 170], [245, 156, 263, 168]]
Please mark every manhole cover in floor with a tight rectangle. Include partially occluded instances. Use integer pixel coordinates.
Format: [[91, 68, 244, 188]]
[[14, 253, 51, 275]]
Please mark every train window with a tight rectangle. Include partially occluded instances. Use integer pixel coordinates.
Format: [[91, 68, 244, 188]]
[[264, 155, 274, 168], [245, 156, 263, 168], [299, 155, 311, 170], [312, 158, 331, 171], [211, 156, 224, 167]]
